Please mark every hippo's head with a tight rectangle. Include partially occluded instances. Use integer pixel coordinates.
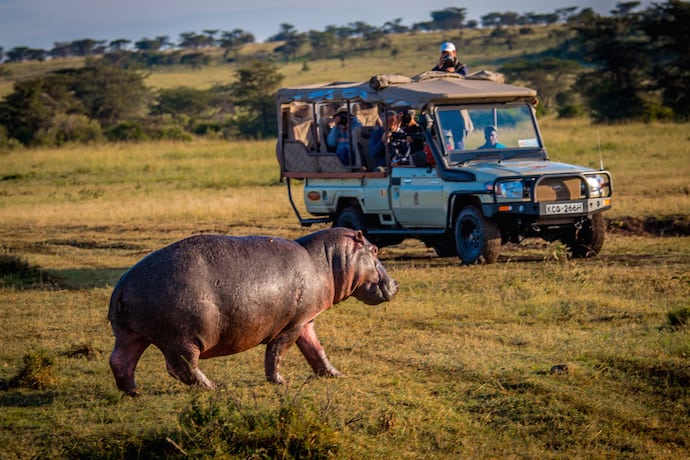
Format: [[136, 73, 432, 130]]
[[297, 228, 398, 305], [346, 230, 398, 305]]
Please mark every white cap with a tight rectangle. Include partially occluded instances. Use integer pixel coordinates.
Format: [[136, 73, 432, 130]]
[[440, 42, 456, 52]]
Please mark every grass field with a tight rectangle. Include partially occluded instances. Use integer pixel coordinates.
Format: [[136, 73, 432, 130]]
[[1, 116, 688, 458]]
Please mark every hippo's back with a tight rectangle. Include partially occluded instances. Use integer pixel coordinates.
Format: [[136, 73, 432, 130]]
[[108, 235, 322, 336]]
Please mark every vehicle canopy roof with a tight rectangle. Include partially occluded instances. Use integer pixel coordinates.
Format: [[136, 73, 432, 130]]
[[276, 71, 538, 110]]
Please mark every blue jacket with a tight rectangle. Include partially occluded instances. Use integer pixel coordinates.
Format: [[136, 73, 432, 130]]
[[327, 118, 361, 165]]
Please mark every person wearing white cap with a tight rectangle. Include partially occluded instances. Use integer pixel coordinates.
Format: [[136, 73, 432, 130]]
[[432, 41, 467, 76]]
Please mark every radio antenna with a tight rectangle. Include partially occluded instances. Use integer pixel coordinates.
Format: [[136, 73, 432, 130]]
[[597, 129, 604, 170]]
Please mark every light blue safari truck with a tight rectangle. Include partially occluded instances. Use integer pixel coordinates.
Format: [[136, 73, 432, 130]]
[[276, 71, 612, 264]]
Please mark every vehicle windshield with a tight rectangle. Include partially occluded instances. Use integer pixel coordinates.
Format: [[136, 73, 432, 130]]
[[436, 103, 544, 164]]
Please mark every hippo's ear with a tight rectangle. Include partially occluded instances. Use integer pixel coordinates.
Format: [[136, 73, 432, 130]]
[[354, 230, 366, 245]]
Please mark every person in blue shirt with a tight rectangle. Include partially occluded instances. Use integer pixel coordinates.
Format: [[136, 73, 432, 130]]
[[478, 125, 506, 149], [327, 110, 361, 165]]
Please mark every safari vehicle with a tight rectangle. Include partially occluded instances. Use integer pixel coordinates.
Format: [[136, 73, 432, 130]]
[[276, 72, 613, 264]]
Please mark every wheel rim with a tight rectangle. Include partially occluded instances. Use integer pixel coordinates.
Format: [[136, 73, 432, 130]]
[[460, 218, 481, 254]]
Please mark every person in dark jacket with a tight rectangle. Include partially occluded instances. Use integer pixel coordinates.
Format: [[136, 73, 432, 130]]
[[432, 42, 467, 76], [368, 111, 404, 168]]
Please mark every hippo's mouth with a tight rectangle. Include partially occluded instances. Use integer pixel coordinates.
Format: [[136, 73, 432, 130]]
[[381, 278, 398, 301], [355, 278, 398, 305]]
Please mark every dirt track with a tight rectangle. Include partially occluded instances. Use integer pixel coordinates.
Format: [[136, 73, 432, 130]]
[[607, 215, 690, 237]]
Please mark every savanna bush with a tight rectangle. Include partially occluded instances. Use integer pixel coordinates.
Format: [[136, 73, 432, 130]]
[[35, 113, 103, 146], [106, 120, 148, 142], [667, 307, 690, 328], [10, 347, 57, 389], [0, 253, 49, 287]]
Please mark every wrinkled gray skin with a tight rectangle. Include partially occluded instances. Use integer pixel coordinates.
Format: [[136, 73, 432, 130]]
[[108, 227, 397, 395]]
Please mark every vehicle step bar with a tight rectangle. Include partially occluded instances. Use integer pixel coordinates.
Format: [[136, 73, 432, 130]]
[[367, 228, 447, 235]]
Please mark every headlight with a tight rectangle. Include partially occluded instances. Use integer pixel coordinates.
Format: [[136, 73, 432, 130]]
[[586, 175, 606, 198], [496, 180, 524, 199]]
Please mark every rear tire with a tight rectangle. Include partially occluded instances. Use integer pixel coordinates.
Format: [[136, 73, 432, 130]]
[[454, 205, 500, 264], [334, 206, 365, 232], [564, 213, 606, 258]]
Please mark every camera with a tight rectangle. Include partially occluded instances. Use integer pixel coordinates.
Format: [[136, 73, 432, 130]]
[[390, 131, 424, 141], [441, 56, 455, 69], [339, 116, 348, 126]]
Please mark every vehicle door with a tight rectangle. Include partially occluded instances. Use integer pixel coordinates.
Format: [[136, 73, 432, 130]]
[[390, 166, 447, 227]]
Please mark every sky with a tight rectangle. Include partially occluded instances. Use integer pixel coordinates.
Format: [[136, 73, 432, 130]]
[[0, 0, 654, 51]]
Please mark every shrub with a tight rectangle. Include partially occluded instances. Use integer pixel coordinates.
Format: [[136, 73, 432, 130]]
[[106, 121, 148, 142], [558, 104, 587, 119], [9, 347, 57, 389], [0, 125, 21, 151], [667, 307, 690, 328], [0, 253, 52, 288], [35, 113, 103, 146]]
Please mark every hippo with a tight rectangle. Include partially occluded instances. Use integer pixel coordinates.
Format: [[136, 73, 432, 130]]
[[108, 227, 397, 395]]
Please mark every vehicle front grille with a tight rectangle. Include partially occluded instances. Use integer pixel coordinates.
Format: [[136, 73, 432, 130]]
[[536, 177, 583, 202]]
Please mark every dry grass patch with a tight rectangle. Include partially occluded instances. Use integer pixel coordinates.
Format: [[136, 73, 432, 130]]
[[1, 121, 689, 458]]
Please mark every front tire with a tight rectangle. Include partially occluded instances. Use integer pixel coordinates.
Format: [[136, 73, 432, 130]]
[[454, 205, 500, 264], [564, 213, 606, 258]]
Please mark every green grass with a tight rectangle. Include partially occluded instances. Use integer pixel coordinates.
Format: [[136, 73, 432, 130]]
[[0, 239, 688, 458], [1, 118, 689, 458]]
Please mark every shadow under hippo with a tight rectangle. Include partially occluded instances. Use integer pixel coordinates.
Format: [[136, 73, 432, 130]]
[[108, 227, 398, 395]]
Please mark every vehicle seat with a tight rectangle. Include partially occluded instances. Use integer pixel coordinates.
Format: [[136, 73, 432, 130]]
[[353, 103, 380, 127], [353, 125, 375, 170], [288, 103, 316, 151]]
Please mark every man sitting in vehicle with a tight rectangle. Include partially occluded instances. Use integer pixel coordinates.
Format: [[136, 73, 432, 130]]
[[477, 125, 506, 149], [368, 111, 404, 168], [394, 110, 425, 165], [327, 109, 361, 165]]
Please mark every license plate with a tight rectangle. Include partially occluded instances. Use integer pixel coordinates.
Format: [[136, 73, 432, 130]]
[[545, 202, 583, 215]]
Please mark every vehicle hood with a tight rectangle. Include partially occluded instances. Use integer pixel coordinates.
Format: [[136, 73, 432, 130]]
[[467, 159, 596, 177]]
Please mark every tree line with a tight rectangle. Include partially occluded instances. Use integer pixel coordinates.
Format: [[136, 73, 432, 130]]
[[500, 0, 689, 122], [0, 7, 577, 64], [0, 1, 688, 149]]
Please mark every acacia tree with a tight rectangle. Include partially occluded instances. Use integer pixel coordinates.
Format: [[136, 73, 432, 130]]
[[0, 75, 75, 145], [109, 39, 131, 51], [641, 0, 690, 119], [430, 7, 467, 29], [308, 30, 336, 60], [61, 62, 150, 127], [499, 57, 582, 111], [568, 2, 650, 121], [230, 61, 284, 137]]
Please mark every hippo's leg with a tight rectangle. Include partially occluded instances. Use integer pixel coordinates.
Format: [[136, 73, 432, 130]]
[[264, 329, 304, 384], [110, 331, 150, 396], [296, 320, 343, 378], [160, 344, 215, 389]]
